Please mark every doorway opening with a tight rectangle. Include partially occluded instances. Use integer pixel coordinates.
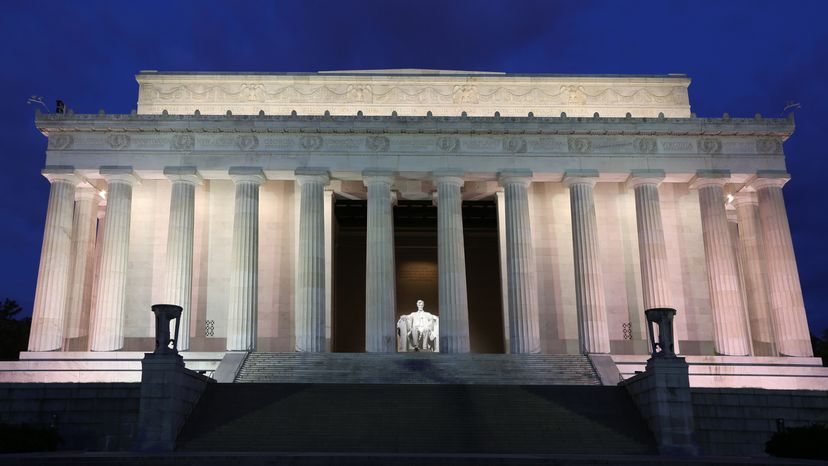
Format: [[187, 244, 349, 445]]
[[331, 198, 504, 353]]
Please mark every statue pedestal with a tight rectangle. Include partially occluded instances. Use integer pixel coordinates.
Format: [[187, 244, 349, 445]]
[[135, 353, 214, 451], [621, 357, 698, 456]]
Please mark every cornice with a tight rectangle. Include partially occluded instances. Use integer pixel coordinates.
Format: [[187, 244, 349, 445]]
[[35, 113, 794, 139]]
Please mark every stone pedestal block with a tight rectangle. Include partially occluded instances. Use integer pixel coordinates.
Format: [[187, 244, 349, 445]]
[[622, 357, 698, 456], [135, 353, 213, 451]]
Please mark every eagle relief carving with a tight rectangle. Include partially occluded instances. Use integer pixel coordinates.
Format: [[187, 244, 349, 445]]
[[239, 83, 266, 102], [561, 85, 587, 105], [452, 85, 479, 104]]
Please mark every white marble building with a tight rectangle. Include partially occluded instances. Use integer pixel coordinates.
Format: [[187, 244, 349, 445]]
[[8, 70, 821, 386]]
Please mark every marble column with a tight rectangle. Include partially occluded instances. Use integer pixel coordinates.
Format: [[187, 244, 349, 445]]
[[63, 186, 101, 346], [497, 170, 540, 354], [628, 171, 680, 354], [226, 168, 264, 351], [324, 187, 334, 351], [363, 170, 396, 352], [162, 167, 201, 351], [563, 171, 610, 354], [295, 168, 330, 352], [29, 167, 81, 352], [89, 167, 140, 352], [692, 171, 750, 356], [495, 189, 511, 352], [434, 171, 471, 353], [733, 194, 778, 356], [751, 173, 812, 356]]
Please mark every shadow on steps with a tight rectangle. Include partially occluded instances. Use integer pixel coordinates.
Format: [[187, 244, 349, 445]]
[[177, 384, 656, 455]]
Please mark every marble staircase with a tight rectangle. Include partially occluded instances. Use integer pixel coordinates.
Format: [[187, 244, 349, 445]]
[[177, 383, 656, 455], [234, 352, 602, 385]]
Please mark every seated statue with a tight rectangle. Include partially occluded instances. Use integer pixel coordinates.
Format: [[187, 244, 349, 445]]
[[397, 299, 439, 352]]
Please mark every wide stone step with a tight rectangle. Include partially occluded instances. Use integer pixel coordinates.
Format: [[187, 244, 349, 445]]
[[177, 383, 656, 455], [234, 353, 601, 385]]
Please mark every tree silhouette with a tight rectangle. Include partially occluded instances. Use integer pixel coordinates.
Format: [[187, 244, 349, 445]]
[[0, 299, 30, 360]]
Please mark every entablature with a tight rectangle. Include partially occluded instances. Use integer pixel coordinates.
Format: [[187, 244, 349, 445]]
[[36, 113, 792, 185]]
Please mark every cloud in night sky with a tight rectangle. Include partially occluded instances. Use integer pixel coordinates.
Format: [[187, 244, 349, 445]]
[[1, 0, 827, 330]]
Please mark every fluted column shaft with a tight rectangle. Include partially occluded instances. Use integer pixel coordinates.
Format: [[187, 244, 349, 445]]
[[564, 173, 610, 354], [498, 171, 540, 354], [295, 169, 329, 352], [629, 173, 680, 354], [63, 187, 100, 344], [226, 168, 264, 351], [733, 192, 776, 355], [752, 176, 812, 356], [629, 175, 672, 309], [435, 172, 470, 353], [163, 168, 201, 351], [29, 168, 81, 351], [364, 171, 396, 352], [693, 175, 750, 356], [90, 168, 140, 351]]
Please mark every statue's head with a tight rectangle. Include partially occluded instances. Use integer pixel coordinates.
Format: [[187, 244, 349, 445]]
[[416, 299, 424, 310]]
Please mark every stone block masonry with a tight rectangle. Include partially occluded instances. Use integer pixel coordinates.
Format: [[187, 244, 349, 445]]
[[0, 383, 140, 451]]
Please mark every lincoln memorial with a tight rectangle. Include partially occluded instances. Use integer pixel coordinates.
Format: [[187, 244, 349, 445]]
[[4, 69, 821, 388]]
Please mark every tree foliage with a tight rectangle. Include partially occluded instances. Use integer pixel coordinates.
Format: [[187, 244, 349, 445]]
[[0, 299, 30, 360], [812, 328, 828, 367]]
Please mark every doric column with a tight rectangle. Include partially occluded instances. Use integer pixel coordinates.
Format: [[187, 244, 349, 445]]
[[226, 167, 264, 351], [495, 189, 511, 352], [628, 170, 680, 354], [29, 167, 81, 351], [434, 171, 470, 353], [324, 187, 334, 351], [563, 171, 610, 354], [295, 168, 330, 352], [363, 170, 396, 352], [63, 186, 101, 345], [497, 170, 540, 354], [691, 171, 750, 356], [751, 172, 812, 356], [89, 167, 140, 351], [162, 167, 202, 351]]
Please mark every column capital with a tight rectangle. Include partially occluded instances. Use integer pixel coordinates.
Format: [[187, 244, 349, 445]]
[[74, 186, 101, 202], [362, 169, 394, 187], [626, 169, 665, 190], [41, 166, 82, 185], [732, 190, 758, 208], [100, 166, 141, 186], [229, 167, 265, 185], [562, 169, 599, 188], [296, 167, 330, 186], [689, 169, 730, 190], [750, 170, 790, 190], [432, 170, 465, 187], [163, 166, 203, 185], [497, 169, 533, 188]]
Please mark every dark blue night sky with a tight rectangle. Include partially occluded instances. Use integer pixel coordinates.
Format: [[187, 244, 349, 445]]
[[1, 1, 826, 331]]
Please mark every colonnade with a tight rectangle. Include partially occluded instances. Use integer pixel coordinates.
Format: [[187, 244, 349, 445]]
[[27, 166, 812, 357]]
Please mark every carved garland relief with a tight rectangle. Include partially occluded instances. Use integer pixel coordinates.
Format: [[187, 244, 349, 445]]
[[139, 83, 690, 107]]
